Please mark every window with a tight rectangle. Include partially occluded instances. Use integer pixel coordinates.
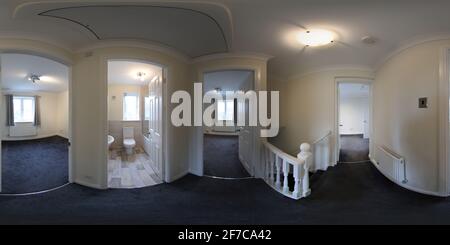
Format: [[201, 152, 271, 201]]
[[144, 96, 150, 120], [217, 99, 234, 121], [123, 93, 140, 121], [13, 96, 35, 123]]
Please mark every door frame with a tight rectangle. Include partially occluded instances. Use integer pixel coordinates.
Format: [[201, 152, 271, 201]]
[[334, 77, 374, 163], [0, 50, 74, 193], [438, 47, 450, 196], [192, 67, 259, 177], [102, 57, 167, 187]]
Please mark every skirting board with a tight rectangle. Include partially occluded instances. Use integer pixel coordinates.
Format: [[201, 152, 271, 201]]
[[204, 131, 239, 136], [74, 179, 105, 190], [2, 133, 67, 141], [167, 169, 189, 183], [369, 158, 446, 197]]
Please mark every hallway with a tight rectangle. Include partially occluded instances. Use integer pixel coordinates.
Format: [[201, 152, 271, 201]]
[[203, 134, 251, 178], [339, 135, 370, 162], [0, 162, 447, 224]]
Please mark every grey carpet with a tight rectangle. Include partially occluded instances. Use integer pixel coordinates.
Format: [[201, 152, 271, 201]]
[[203, 134, 250, 178], [0, 162, 448, 224], [1, 136, 68, 194], [339, 134, 370, 162]]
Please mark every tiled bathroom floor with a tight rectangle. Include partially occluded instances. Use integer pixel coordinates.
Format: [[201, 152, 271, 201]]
[[108, 148, 162, 189]]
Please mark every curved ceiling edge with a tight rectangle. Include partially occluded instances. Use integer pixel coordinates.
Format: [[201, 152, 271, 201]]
[[191, 52, 274, 64], [374, 34, 450, 72], [286, 65, 375, 82], [75, 39, 190, 63], [13, 1, 234, 51]]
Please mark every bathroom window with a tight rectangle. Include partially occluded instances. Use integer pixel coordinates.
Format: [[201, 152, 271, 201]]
[[123, 93, 140, 121], [13, 96, 35, 123], [217, 99, 234, 121]]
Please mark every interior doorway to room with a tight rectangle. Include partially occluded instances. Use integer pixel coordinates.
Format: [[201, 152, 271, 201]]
[[202, 70, 254, 178], [0, 53, 70, 194], [337, 82, 372, 163], [106, 59, 164, 188]]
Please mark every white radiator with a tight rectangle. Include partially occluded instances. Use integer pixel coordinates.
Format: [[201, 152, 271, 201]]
[[9, 124, 37, 137], [373, 145, 407, 184]]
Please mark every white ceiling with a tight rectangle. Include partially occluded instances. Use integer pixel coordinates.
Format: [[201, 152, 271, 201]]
[[204, 70, 253, 92], [108, 60, 162, 85], [6, 0, 450, 78], [339, 83, 369, 98], [1, 53, 69, 92]]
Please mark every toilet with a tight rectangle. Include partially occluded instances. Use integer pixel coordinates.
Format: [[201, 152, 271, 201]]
[[123, 127, 136, 155]]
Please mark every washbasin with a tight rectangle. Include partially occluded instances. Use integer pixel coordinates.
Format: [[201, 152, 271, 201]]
[[108, 135, 115, 149]]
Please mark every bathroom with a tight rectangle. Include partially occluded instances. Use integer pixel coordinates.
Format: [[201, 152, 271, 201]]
[[107, 60, 163, 189]]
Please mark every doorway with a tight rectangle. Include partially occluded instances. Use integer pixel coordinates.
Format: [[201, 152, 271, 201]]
[[202, 70, 254, 178], [336, 80, 372, 163], [0, 53, 71, 194], [106, 59, 164, 188]]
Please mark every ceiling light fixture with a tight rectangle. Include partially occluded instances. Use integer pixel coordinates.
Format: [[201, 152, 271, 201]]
[[297, 29, 335, 47], [28, 74, 41, 83], [136, 72, 147, 81]]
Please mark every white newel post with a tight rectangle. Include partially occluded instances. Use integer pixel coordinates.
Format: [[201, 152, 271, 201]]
[[298, 143, 312, 197]]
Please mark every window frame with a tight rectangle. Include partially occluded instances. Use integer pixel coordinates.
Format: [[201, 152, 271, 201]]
[[13, 96, 35, 123], [217, 99, 234, 121], [123, 92, 140, 121]]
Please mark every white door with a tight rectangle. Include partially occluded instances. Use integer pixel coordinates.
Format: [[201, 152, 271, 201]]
[[238, 86, 253, 175], [363, 99, 370, 139], [148, 75, 163, 179]]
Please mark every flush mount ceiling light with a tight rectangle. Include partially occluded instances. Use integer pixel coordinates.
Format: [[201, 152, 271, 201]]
[[297, 29, 335, 47], [28, 74, 41, 83], [136, 72, 147, 81]]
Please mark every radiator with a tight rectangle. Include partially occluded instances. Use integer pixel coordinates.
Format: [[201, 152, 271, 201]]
[[9, 124, 37, 137], [373, 145, 407, 184]]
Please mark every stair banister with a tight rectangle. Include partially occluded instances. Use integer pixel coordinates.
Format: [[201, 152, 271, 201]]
[[262, 141, 312, 200]]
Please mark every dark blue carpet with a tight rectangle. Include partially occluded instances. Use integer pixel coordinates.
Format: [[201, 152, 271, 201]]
[[203, 134, 250, 178], [0, 162, 448, 224], [1, 136, 68, 194], [339, 135, 370, 162]]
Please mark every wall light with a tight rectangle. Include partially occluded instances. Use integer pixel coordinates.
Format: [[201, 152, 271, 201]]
[[297, 29, 335, 47]]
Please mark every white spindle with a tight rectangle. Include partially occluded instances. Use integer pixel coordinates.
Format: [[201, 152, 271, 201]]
[[269, 150, 277, 184], [275, 156, 281, 188], [264, 147, 270, 181], [282, 159, 289, 193], [292, 164, 301, 199]]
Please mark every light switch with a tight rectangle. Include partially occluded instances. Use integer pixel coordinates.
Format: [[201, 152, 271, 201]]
[[418, 97, 428, 108]]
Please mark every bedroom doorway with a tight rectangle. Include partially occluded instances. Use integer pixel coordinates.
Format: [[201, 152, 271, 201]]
[[0, 53, 71, 194], [336, 79, 373, 163], [202, 70, 255, 179]]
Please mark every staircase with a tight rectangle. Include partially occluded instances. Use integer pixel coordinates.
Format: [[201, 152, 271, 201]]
[[261, 141, 312, 200]]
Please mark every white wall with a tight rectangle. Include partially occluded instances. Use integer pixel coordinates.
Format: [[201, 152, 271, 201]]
[[268, 69, 374, 157], [56, 90, 69, 138], [339, 96, 368, 135], [1, 90, 68, 140], [373, 40, 450, 194]]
